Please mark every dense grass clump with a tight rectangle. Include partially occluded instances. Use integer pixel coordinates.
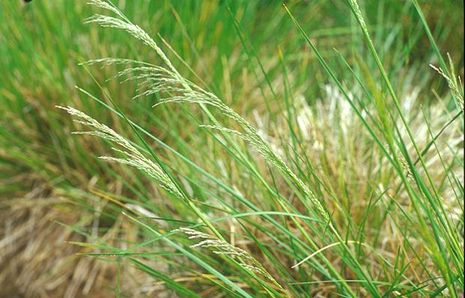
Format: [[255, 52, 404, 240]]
[[0, 0, 463, 297]]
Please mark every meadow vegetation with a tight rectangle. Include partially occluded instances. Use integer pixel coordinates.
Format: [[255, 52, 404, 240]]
[[0, 0, 463, 297]]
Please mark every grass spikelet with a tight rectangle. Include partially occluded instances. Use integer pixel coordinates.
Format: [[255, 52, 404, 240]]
[[57, 105, 183, 199], [177, 227, 277, 283], [429, 63, 464, 111], [85, 0, 180, 80]]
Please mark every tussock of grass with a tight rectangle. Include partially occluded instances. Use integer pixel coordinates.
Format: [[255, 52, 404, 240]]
[[0, 0, 463, 297]]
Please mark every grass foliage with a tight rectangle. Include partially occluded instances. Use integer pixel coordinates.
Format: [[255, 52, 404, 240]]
[[0, 0, 463, 297]]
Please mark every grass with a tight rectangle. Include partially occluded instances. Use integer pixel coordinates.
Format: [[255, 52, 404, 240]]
[[0, 0, 463, 297]]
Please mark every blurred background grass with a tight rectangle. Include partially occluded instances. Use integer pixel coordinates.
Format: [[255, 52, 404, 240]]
[[0, 0, 463, 297]]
